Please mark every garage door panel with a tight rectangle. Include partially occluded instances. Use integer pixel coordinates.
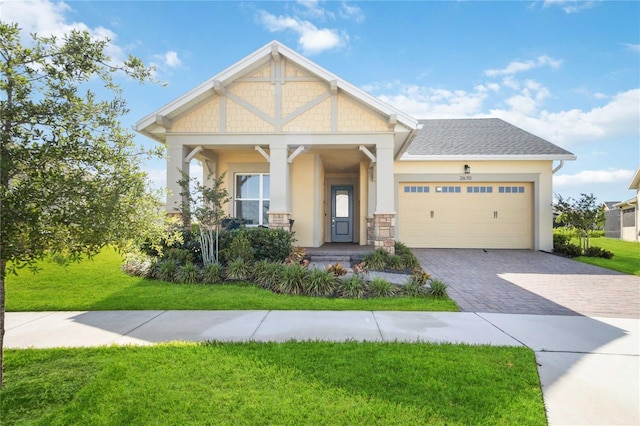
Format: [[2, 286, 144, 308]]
[[399, 182, 532, 249]]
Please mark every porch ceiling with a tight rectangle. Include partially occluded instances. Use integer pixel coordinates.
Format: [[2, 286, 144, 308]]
[[190, 145, 372, 173], [312, 146, 370, 173]]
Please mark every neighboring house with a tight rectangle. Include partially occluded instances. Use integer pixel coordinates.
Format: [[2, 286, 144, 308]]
[[135, 41, 576, 252], [615, 167, 640, 242], [602, 201, 622, 239]]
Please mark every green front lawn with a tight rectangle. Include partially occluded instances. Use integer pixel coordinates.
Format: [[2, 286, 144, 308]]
[[1, 342, 546, 425], [6, 249, 458, 312], [573, 237, 640, 276]]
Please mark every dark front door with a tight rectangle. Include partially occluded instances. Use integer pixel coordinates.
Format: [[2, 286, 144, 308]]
[[331, 185, 353, 243]]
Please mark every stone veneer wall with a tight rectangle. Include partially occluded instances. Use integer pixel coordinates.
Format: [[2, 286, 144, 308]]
[[371, 213, 395, 254], [268, 212, 292, 231], [366, 217, 374, 246]]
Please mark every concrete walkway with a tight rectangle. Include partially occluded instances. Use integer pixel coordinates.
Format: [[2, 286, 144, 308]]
[[5, 310, 639, 425]]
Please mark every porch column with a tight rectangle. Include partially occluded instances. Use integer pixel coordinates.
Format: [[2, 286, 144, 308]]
[[268, 145, 291, 230], [166, 144, 190, 216], [373, 145, 396, 253]]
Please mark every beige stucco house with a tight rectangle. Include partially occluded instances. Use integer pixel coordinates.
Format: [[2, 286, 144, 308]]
[[615, 167, 640, 242], [136, 41, 575, 252]]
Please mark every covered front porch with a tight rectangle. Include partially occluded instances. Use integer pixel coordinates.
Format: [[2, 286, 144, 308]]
[[167, 139, 398, 251]]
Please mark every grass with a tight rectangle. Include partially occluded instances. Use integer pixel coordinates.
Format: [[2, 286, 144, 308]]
[[6, 249, 458, 312], [572, 237, 640, 276], [1, 342, 546, 425]]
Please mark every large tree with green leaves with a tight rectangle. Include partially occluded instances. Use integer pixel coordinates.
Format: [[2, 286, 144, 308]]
[[0, 22, 162, 387]]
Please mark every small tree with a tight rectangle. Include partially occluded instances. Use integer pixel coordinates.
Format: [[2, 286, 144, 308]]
[[178, 171, 231, 266], [554, 193, 604, 252], [0, 23, 160, 387]]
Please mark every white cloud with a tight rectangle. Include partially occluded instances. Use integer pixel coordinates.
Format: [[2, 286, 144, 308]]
[[2, 0, 128, 64], [554, 169, 635, 187], [257, 10, 347, 55], [624, 43, 640, 53], [366, 69, 639, 149], [153, 50, 182, 68], [340, 1, 365, 23], [490, 88, 640, 147], [543, 0, 597, 14], [295, 0, 334, 20], [371, 82, 488, 118], [485, 55, 562, 77]]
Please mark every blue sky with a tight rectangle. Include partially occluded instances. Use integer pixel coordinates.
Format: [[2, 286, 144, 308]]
[[3, 0, 639, 204]]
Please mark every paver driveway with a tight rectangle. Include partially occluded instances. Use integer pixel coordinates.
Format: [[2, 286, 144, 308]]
[[412, 249, 640, 318]]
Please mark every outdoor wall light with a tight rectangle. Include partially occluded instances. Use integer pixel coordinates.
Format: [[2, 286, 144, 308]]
[[464, 164, 471, 174]]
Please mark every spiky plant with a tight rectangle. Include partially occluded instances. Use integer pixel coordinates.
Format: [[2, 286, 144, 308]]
[[369, 277, 395, 298], [337, 275, 366, 299], [428, 279, 448, 297], [226, 257, 250, 280], [276, 263, 308, 294], [176, 262, 199, 284], [303, 268, 336, 297], [202, 263, 223, 284]]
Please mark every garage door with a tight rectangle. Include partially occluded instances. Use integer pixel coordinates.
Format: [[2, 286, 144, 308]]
[[398, 182, 533, 249]]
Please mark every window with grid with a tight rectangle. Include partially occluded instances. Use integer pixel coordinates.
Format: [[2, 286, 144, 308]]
[[235, 174, 270, 226]]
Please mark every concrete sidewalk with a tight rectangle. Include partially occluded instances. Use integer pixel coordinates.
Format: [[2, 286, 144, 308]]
[[5, 310, 639, 425]]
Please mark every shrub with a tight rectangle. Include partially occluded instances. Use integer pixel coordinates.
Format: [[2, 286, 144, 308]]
[[222, 233, 254, 265], [554, 242, 582, 258], [364, 249, 390, 271], [162, 248, 194, 266], [226, 257, 250, 280], [176, 262, 199, 284], [394, 241, 412, 256], [387, 255, 404, 271], [337, 275, 366, 298], [249, 227, 294, 262], [142, 228, 203, 265], [394, 242, 421, 269], [285, 246, 306, 265], [155, 259, 179, 282], [252, 260, 283, 290], [369, 278, 395, 298], [276, 263, 308, 294], [403, 271, 430, 297], [428, 279, 448, 297], [202, 263, 223, 284], [303, 268, 336, 297], [219, 228, 293, 263], [399, 253, 420, 269], [584, 246, 614, 259], [121, 252, 154, 277], [411, 267, 431, 285], [352, 261, 368, 276], [262, 262, 284, 290], [553, 232, 572, 247], [327, 262, 348, 277], [252, 259, 271, 287]]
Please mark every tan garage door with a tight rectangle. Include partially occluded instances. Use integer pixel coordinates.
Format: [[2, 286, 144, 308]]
[[398, 182, 533, 249]]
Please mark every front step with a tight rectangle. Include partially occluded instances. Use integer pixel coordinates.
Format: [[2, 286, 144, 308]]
[[309, 255, 351, 264]]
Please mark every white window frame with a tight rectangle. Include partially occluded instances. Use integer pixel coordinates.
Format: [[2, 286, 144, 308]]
[[234, 173, 270, 226]]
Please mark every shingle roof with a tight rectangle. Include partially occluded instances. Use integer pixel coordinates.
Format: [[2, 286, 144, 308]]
[[603, 201, 621, 210], [405, 118, 574, 157]]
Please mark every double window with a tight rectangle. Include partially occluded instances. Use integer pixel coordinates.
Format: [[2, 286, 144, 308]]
[[235, 174, 270, 226]]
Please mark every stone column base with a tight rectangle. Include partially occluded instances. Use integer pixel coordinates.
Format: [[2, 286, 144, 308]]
[[268, 211, 292, 231], [372, 212, 395, 254], [366, 217, 374, 246]]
